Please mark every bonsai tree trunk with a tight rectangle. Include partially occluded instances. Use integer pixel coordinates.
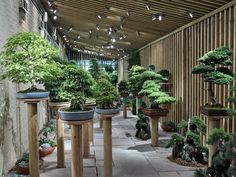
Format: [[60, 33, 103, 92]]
[[208, 83, 216, 105]]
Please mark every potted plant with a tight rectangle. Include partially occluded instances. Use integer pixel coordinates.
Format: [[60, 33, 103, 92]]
[[139, 80, 176, 116], [38, 121, 56, 157], [161, 120, 176, 132], [192, 47, 233, 116], [15, 153, 43, 175], [0, 32, 58, 99], [118, 80, 129, 98], [58, 64, 95, 121], [94, 78, 119, 115]]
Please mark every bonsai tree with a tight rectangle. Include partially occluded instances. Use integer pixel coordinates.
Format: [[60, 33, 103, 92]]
[[88, 58, 102, 81], [43, 59, 73, 102], [61, 64, 94, 111], [157, 69, 170, 81], [139, 80, 175, 109], [118, 80, 129, 97], [127, 50, 141, 69], [192, 47, 233, 105], [0, 32, 58, 91], [135, 114, 151, 140], [227, 73, 236, 117], [161, 120, 175, 132], [94, 78, 118, 109]]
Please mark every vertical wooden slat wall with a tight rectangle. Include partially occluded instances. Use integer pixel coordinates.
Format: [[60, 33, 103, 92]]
[[139, 2, 236, 133]]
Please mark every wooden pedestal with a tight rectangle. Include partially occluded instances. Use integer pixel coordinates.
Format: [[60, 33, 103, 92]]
[[207, 117, 221, 167], [18, 98, 48, 177], [83, 121, 90, 158], [123, 98, 127, 118], [102, 116, 112, 177], [89, 120, 94, 144], [100, 119, 103, 128], [150, 116, 159, 146], [62, 120, 91, 177]]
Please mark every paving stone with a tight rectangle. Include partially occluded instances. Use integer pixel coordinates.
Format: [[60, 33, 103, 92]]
[[159, 171, 181, 177]]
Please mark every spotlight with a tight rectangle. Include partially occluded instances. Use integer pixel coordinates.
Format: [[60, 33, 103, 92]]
[[98, 15, 102, 19], [189, 12, 193, 18], [110, 45, 114, 49], [152, 15, 156, 21], [89, 29, 93, 34], [53, 15, 57, 20], [96, 24, 100, 30], [73, 39, 76, 43], [77, 35, 80, 39], [119, 36, 123, 40], [53, 9, 57, 14], [63, 34, 66, 38], [59, 27, 62, 30], [146, 3, 150, 10], [108, 31, 112, 35], [126, 10, 130, 16], [109, 26, 113, 32], [158, 15, 162, 21], [68, 26, 73, 32], [111, 38, 116, 43], [123, 34, 127, 39]]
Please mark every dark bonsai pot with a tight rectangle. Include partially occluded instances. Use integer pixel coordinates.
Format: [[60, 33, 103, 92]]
[[200, 106, 228, 117], [161, 125, 175, 132], [142, 108, 169, 117], [58, 107, 94, 121], [95, 107, 120, 115], [15, 159, 44, 175], [16, 91, 49, 99]]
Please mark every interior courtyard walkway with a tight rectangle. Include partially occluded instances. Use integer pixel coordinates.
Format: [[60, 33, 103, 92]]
[[9, 111, 196, 177]]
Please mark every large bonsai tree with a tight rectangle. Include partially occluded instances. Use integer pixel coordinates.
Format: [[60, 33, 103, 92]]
[[61, 63, 94, 111], [94, 79, 118, 109], [139, 80, 175, 109], [0, 32, 58, 89], [192, 47, 233, 105]]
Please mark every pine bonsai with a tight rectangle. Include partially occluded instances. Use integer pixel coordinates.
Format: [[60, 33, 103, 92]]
[[94, 78, 119, 109], [192, 47, 233, 105], [88, 58, 102, 81], [139, 80, 175, 109], [118, 80, 129, 97], [0, 32, 58, 90]]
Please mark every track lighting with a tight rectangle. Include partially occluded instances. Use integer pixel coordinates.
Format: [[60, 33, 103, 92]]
[[189, 12, 193, 18], [53, 15, 57, 20], [98, 15, 102, 19], [158, 15, 162, 21], [77, 35, 80, 39], [146, 3, 150, 10]]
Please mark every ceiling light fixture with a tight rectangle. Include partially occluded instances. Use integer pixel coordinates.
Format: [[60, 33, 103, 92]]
[[111, 38, 116, 43], [110, 45, 114, 49], [123, 34, 127, 39], [73, 39, 76, 43], [158, 15, 163, 21], [68, 26, 73, 32], [96, 24, 100, 30], [63, 34, 66, 38], [152, 15, 156, 21], [53, 15, 57, 20], [59, 27, 62, 30], [98, 15, 102, 19], [89, 29, 93, 34], [119, 36, 123, 40], [189, 12, 193, 18], [146, 3, 150, 10], [77, 34, 80, 39], [53, 9, 57, 14]]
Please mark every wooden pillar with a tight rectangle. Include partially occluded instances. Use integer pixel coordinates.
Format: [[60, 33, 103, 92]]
[[83, 122, 90, 158], [151, 116, 159, 146], [100, 119, 103, 128], [27, 102, 39, 177], [71, 125, 83, 177], [123, 98, 127, 118], [208, 117, 221, 167], [103, 117, 112, 177], [56, 117, 65, 168], [89, 120, 94, 144]]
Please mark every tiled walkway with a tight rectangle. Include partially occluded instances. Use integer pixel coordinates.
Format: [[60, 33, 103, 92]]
[[9, 111, 196, 177]]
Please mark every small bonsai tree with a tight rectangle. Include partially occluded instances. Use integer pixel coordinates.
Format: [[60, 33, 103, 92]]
[[94, 78, 119, 109], [135, 114, 151, 140], [118, 80, 129, 97], [157, 69, 170, 81], [139, 80, 175, 109], [61, 64, 94, 111], [192, 47, 233, 105], [0, 32, 58, 90]]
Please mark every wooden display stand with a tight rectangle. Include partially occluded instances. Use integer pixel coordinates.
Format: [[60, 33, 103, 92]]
[[49, 102, 69, 168], [204, 115, 224, 167], [123, 97, 127, 118], [150, 116, 159, 146], [17, 98, 48, 177], [61, 120, 91, 177], [100, 114, 116, 177], [82, 121, 92, 158]]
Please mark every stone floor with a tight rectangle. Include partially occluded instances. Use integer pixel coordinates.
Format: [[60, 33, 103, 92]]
[[8, 111, 196, 177]]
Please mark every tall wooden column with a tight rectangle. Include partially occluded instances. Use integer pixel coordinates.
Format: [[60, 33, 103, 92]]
[[103, 117, 112, 177], [83, 121, 90, 158], [150, 116, 159, 146], [208, 117, 221, 167], [27, 102, 39, 177], [123, 98, 127, 118], [56, 118, 65, 167]]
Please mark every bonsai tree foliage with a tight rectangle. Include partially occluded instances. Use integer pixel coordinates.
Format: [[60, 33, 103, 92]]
[[94, 78, 118, 109], [192, 47, 233, 105], [195, 130, 236, 177], [118, 80, 129, 97], [139, 80, 175, 109], [61, 64, 94, 111], [157, 69, 170, 81], [227, 74, 236, 117], [135, 114, 151, 140], [88, 58, 102, 81], [127, 50, 141, 69], [0, 32, 58, 90], [128, 65, 146, 95]]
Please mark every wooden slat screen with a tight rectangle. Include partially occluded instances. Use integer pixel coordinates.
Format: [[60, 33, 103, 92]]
[[139, 2, 236, 133]]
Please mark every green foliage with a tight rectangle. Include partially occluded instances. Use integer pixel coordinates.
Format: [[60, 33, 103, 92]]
[[139, 80, 176, 107], [207, 128, 230, 145], [127, 50, 141, 69], [148, 64, 155, 71], [94, 78, 118, 109], [15, 153, 29, 165], [118, 80, 129, 96], [61, 64, 94, 111], [108, 70, 118, 86], [166, 133, 184, 148], [157, 69, 170, 80], [0, 32, 58, 86], [162, 120, 175, 128], [88, 59, 102, 81], [186, 131, 200, 145], [38, 121, 56, 147], [177, 120, 188, 129], [191, 116, 207, 133], [227, 74, 236, 118], [104, 65, 114, 73], [204, 71, 233, 85]]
